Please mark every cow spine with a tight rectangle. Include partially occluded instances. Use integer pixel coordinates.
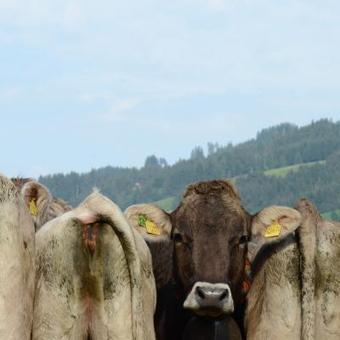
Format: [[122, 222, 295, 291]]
[[296, 198, 318, 340]]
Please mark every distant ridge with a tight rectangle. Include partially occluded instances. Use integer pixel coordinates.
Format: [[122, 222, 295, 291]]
[[40, 119, 340, 219]]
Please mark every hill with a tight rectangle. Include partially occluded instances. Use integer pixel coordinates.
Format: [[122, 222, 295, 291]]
[[40, 119, 340, 218]]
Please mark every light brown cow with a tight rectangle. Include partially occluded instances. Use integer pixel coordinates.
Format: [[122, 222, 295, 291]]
[[245, 206, 302, 340], [21, 180, 71, 231], [33, 191, 156, 340], [297, 198, 340, 340], [0, 174, 35, 339], [246, 198, 340, 340]]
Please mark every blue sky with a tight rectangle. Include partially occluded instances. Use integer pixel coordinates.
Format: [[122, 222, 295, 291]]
[[1, 0, 340, 177]]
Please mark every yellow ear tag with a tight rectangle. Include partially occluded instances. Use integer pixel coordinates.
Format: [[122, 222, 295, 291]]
[[29, 199, 38, 217], [145, 219, 161, 236], [264, 221, 281, 238]]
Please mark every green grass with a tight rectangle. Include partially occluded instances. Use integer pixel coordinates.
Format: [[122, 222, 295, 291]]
[[153, 196, 177, 211], [155, 197, 340, 220], [155, 160, 327, 211], [264, 160, 326, 178]]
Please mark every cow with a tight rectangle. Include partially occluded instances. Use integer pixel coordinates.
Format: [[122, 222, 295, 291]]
[[0, 174, 35, 339], [11, 177, 33, 189], [125, 180, 300, 340], [182, 315, 242, 340], [33, 191, 156, 340], [21, 180, 71, 231], [245, 206, 302, 340], [302, 199, 340, 340], [243, 197, 340, 340]]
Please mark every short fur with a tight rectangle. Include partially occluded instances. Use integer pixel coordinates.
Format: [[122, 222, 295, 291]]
[[245, 237, 302, 340], [125, 204, 173, 289], [125, 203, 172, 242], [0, 174, 35, 339], [34, 192, 156, 340], [248, 205, 302, 262], [182, 316, 242, 340], [295, 198, 318, 340], [245, 206, 303, 340], [126, 181, 307, 340], [296, 198, 340, 340], [126, 180, 251, 340], [247, 198, 340, 340], [173, 180, 250, 303]]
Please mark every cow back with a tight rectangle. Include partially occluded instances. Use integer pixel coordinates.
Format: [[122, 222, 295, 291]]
[[315, 219, 340, 339], [0, 174, 35, 339], [33, 192, 156, 340]]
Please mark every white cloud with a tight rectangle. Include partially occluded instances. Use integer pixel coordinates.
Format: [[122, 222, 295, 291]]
[[101, 98, 142, 122], [1, 0, 340, 176]]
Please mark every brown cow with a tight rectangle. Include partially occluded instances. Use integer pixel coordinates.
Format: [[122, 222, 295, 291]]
[[11, 177, 33, 189], [125, 180, 300, 340], [0, 174, 35, 339], [33, 191, 156, 340], [182, 315, 242, 340], [21, 180, 71, 231]]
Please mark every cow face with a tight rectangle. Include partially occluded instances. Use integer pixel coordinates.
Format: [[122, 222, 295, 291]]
[[172, 180, 249, 314], [125, 180, 301, 320]]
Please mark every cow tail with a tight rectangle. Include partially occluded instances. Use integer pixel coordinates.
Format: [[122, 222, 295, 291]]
[[295, 198, 318, 340]]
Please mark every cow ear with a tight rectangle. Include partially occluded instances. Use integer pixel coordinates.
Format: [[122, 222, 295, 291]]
[[124, 203, 172, 243], [248, 206, 302, 262], [21, 181, 52, 217]]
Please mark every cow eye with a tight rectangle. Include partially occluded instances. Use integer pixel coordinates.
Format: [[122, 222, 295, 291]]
[[173, 232, 183, 243], [239, 235, 249, 245]]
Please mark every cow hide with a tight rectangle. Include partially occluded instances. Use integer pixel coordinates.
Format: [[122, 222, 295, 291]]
[[0, 174, 35, 339], [33, 192, 156, 340]]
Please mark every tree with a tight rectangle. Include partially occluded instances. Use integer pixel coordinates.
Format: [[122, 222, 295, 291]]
[[144, 155, 160, 168], [190, 146, 205, 160]]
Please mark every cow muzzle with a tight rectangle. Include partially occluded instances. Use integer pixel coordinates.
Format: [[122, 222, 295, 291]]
[[183, 282, 234, 317]]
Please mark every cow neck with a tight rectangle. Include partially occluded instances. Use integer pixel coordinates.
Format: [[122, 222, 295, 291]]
[[243, 233, 297, 299]]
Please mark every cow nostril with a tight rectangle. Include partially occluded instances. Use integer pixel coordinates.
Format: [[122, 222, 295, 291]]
[[196, 286, 205, 299], [219, 289, 228, 301]]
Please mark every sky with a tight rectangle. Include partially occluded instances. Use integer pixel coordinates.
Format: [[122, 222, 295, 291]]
[[1, 0, 340, 178]]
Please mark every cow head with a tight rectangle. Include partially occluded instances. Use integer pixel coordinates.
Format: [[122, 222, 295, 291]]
[[125, 180, 301, 319]]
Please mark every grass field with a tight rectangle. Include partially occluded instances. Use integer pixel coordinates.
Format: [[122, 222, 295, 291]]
[[153, 196, 177, 211], [264, 160, 326, 177], [154, 160, 328, 212]]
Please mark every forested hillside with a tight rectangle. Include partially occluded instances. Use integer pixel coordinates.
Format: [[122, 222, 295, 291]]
[[40, 119, 340, 218]]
